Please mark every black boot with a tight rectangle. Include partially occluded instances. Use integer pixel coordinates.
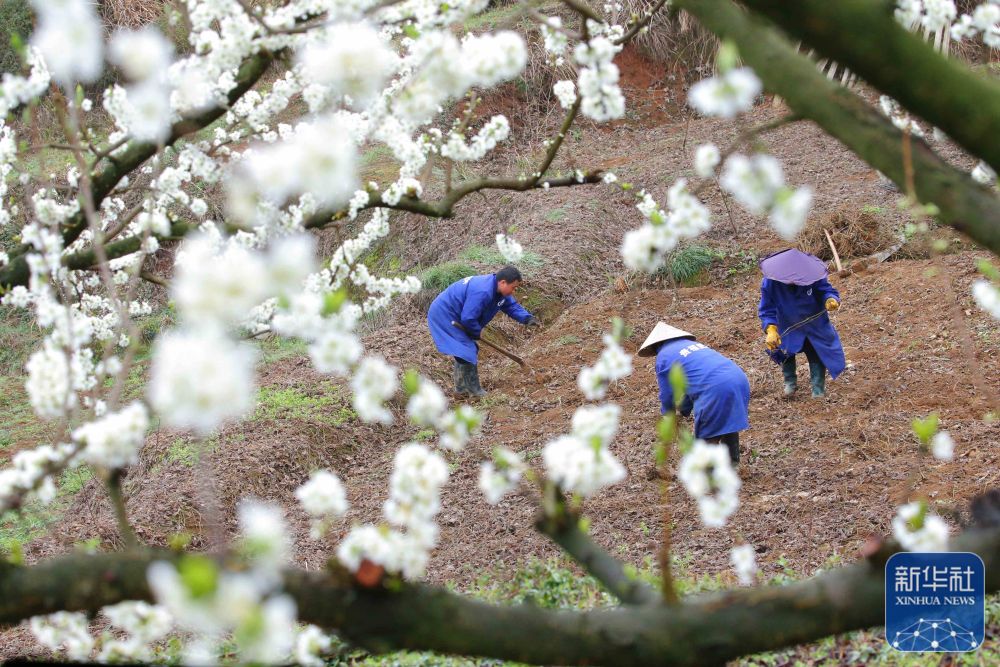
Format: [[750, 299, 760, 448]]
[[781, 356, 797, 398], [721, 433, 740, 466], [453, 358, 467, 395], [462, 362, 487, 397]]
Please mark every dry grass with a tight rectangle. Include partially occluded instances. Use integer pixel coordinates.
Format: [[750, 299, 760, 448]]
[[798, 207, 898, 261], [613, 1, 718, 80], [100, 0, 165, 28]]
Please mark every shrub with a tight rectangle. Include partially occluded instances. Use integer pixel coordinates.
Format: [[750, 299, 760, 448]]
[[660, 244, 720, 285], [419, 261, 477, 295]]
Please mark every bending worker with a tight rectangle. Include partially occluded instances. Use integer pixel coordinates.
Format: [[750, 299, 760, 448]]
[[758, 248, 845, 399], [427, 265, 539, 397], [638, 322, 750, 464]]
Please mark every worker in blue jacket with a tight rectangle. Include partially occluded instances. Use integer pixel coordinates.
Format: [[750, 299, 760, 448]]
[[638, 322, 750, 464], [427, 266, 539, 397], [758, 275, 845, 399]]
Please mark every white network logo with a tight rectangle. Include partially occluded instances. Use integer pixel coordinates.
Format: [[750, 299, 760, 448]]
[[892, 618, 979, 651]]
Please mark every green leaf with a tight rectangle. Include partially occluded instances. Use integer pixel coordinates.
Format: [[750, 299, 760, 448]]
[[402, 368, 420, 396], [321, 288, 348, 316], [657, 414, 676, 444], [578, 516, 591, 534], [178, 555, 218, 599], [669, 363, 687, 410], [168, 531, 192, 551], [912, 413, 939, 446], [403, 24, 420, 39], [906, 500, 928, 532], [716, 40, 739, 73], [977, 260, 1000, 282], [75, 84, 85, 107], [6, 540, 23, 566]]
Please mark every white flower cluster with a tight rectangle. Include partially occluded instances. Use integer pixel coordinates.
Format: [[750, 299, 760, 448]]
[[574, 36, 625, 122], [620, 179, 712, 272], [543, 407, 626, 498], [479, 447, 526, 504], [296, 469, 349, 538], [441, 115, 511, 162], [972, 279, 1000, 319], [73, 401, 149, 469], [577, 334, 633, 400], [29, 0, 102, 86], [951, 2, 1000, 45], [105, 27, 176, 142], [149, 501, 298, 662], [931, 430, 954, 461], [719, 154, 813, 240], [405, 375, 449, 427], [495, 233, 524, 263], [337, 443, 448, 579], [294, 625, 333, 667], [678, 440, 741, 528], [541, 16, 568, 58], [730, 544, 757, 586], [29, 612, 94, 661], [350, 356, 399, 424], [297, 21, 397, 110], [688, 68, 762, 118], [0, 47, 50, 119], [95, 601, 174, 662], [149, 328, 257, 436], [436, 404, 483, 451], [694, 143, 721, 178], [553, 80, 577, 109], [892, 501, 950, 552]]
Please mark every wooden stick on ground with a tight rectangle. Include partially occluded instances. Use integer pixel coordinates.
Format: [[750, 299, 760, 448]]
[[823, 228, 844, 273], [451, 321, 528, 368]]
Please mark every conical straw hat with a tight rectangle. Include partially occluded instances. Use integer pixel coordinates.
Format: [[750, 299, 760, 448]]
[[637, 322, 695, 357]]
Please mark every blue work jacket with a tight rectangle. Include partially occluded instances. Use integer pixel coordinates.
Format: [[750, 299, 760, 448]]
[[758, 277, 846, 378], [427, 274, 532, 364], [655, 338, 751, 439]]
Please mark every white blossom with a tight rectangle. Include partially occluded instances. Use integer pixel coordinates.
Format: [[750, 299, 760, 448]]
[[553, 80, 577, 109], [73, 402, 149, 469], [294, 625, 332, 667], [730, 545, 757, 586], [931, 430, 955, 461], [542, 434, 626, 497], [29, 611, 94, 661], [495, 233, 524, 263], [769, 187, 813, 240], [149, 329, 257, 435], [351, 356, 398, 423], [678, 440, 741, 528], [892, 501, 949, 552], [478, 447, 525, 504], [694, 143, 720, 178], [406, 377, 448, 426], [720, 154, 785, 216], [971, 161, 997, 186], [297, 22, 396, 109], [688, 68, 762, 118], [972, 280, 1000, 319]]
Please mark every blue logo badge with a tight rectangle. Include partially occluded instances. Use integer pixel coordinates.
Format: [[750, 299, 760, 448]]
[[885, 552, 985, 652]]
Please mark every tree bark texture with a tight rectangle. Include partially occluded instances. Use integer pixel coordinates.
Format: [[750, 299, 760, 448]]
[[2, 526, 998, 665], [678, 0, 1000, 257]]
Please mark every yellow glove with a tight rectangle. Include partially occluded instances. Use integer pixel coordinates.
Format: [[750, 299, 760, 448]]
[[765, 325, 781, 350], [825, 298, 839, 312]]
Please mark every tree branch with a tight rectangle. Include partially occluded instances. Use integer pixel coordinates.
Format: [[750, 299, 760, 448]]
[[676, 0, 1000, 256], [535, 511, 659, 605], [2, 526, 998, 665], [0, 51, 274, 289], [739, 0, 1000, 174]]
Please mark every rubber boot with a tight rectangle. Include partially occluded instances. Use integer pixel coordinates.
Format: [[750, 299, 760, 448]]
[[781, 356, 797, 398], [453, 358, 467, 395], [462, 362, 487, 397], [809, 358, 827, 398]]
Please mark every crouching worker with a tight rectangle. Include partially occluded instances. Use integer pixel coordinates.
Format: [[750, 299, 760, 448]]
[[427, 265, 540, 397], [638, 322, 750, 464], [757, 248, 845, 399]]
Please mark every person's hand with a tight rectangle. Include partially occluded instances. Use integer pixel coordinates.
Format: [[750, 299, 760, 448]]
[[825, 297, 839, 312], [526, 316, 541, 327], [765, 324, 781, 351]]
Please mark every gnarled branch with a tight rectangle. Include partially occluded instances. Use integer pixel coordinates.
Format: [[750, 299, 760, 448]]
[[2, 526, 998, 665], [677, 0, 1000, 256]]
